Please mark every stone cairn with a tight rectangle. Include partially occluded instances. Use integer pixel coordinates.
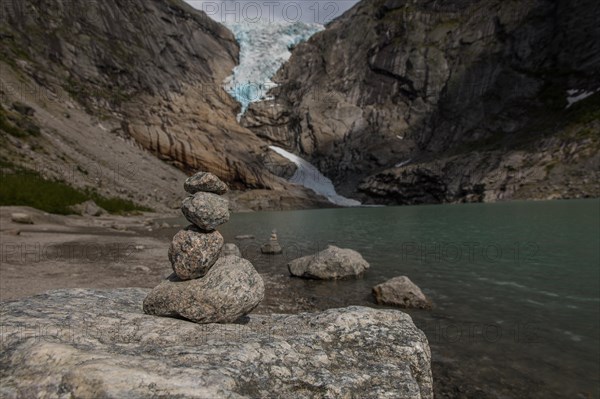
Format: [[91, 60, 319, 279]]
[[143, 172, 264, 324], [261, 229, 282, 254]]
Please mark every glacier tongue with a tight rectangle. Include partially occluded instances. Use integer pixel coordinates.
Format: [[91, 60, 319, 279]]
[[269, 146, 361, 207], [222, 21, 356, 206], [223, 21, 323, 116]]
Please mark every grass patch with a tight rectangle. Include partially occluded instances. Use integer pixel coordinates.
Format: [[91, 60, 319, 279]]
[[564, 92, 600, 125], [0, 105, 41, 138], [450, 88, 599, 155], [0, 169, 152, 215]]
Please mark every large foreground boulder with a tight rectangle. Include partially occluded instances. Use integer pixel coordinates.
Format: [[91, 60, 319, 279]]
[[0, 288, 433, 399], [144, 255, 264, 323], [373, 276, 432, 309], [288, 245, 370, 279]]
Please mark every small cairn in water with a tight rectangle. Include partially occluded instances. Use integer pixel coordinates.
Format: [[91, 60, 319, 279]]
[[261, 229, 282, 254], [143, 172, 264, 323]]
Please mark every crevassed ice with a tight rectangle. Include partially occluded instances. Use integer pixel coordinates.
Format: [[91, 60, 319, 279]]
[[269, 146, 361, 207], [223, 21, 323, 117]]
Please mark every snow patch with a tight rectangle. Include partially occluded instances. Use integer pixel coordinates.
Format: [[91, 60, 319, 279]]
[[566, 88, 598, 108], [395, 159, 412, 168], [269, 146, 361, 207]]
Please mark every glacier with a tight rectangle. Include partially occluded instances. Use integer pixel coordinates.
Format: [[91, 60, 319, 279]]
[[219, 19, 359, 206], [223, 21, 323, 116], [269, 146, 361, 207]]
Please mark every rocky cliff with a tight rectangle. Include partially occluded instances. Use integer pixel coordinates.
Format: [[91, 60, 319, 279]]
[[243, 0, 600, 204], [0, 0, 328, 211]]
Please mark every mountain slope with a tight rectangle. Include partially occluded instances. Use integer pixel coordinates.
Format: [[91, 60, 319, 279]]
[[0, 0, 328, 211], [243, 0, 600, 204]]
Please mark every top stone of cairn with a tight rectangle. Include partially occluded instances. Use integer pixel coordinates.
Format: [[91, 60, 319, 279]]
[[184, 172, 229, 195]]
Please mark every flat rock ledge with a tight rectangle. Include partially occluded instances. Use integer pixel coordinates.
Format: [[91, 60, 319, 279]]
[[0, 289, 433, 399]]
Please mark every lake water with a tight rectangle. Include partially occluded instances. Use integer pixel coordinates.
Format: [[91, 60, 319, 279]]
[[213, 199, 600, 397]]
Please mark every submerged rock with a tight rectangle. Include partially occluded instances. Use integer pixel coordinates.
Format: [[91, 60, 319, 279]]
[[288, 245, 370, 280], [261, 241, 283, 254], [220, 243, 242, 258], [169, 226, 224, 280], [0, 288, 433, 399], [261, 230, 283, 254], [235, 234, 255, 240], [184, 171, 229, 195], [144, 255, 264, 323], [181, 192, 230, 231], [373, 276, 432, 309]]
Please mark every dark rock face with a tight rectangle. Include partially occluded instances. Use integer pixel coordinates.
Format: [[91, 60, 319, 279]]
[[143, 255, 265, 323], [243, 0, 600, 204], [0, 0, 253, 183], [0, 0, 326, 211], [1, 288, 433, 398]]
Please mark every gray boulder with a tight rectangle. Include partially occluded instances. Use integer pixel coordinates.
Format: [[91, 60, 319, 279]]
[[68, 200, 107, 217], [10, 212, 34, 224], [235, 234, 255, 240], [0, 288, 433, 399], [261, 241, 282, 254], [184, 171, 229, 195], [181, 192, 230, 231], [169, 226, 224, 280], [288, 245, 370, 280], [143, 255, 264, 323], [373, 276, 432, 309], [220, 243, 242, 258]]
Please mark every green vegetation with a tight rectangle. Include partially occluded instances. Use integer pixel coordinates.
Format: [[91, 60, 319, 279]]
[[450, 87, 600, 156], [537, 83, 600, 126], [64, 76, 133, 118], [564, 92, 600, 125], [538, 83, 568, 110], [544, 161, 558, 173], [0, 166, 152, 215], [0, 105, 41, 138]]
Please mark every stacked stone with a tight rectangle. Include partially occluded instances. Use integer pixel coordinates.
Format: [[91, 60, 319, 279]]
[[143, 172, 264, 324], [261, 229, 282, 254]]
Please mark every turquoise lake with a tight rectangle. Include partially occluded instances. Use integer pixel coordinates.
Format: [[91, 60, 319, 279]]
[[214, 199, 600, 397]]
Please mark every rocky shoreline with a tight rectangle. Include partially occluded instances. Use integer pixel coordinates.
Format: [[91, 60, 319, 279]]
[[1, 192, 437, 398], [0, 204, 570, 398]]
